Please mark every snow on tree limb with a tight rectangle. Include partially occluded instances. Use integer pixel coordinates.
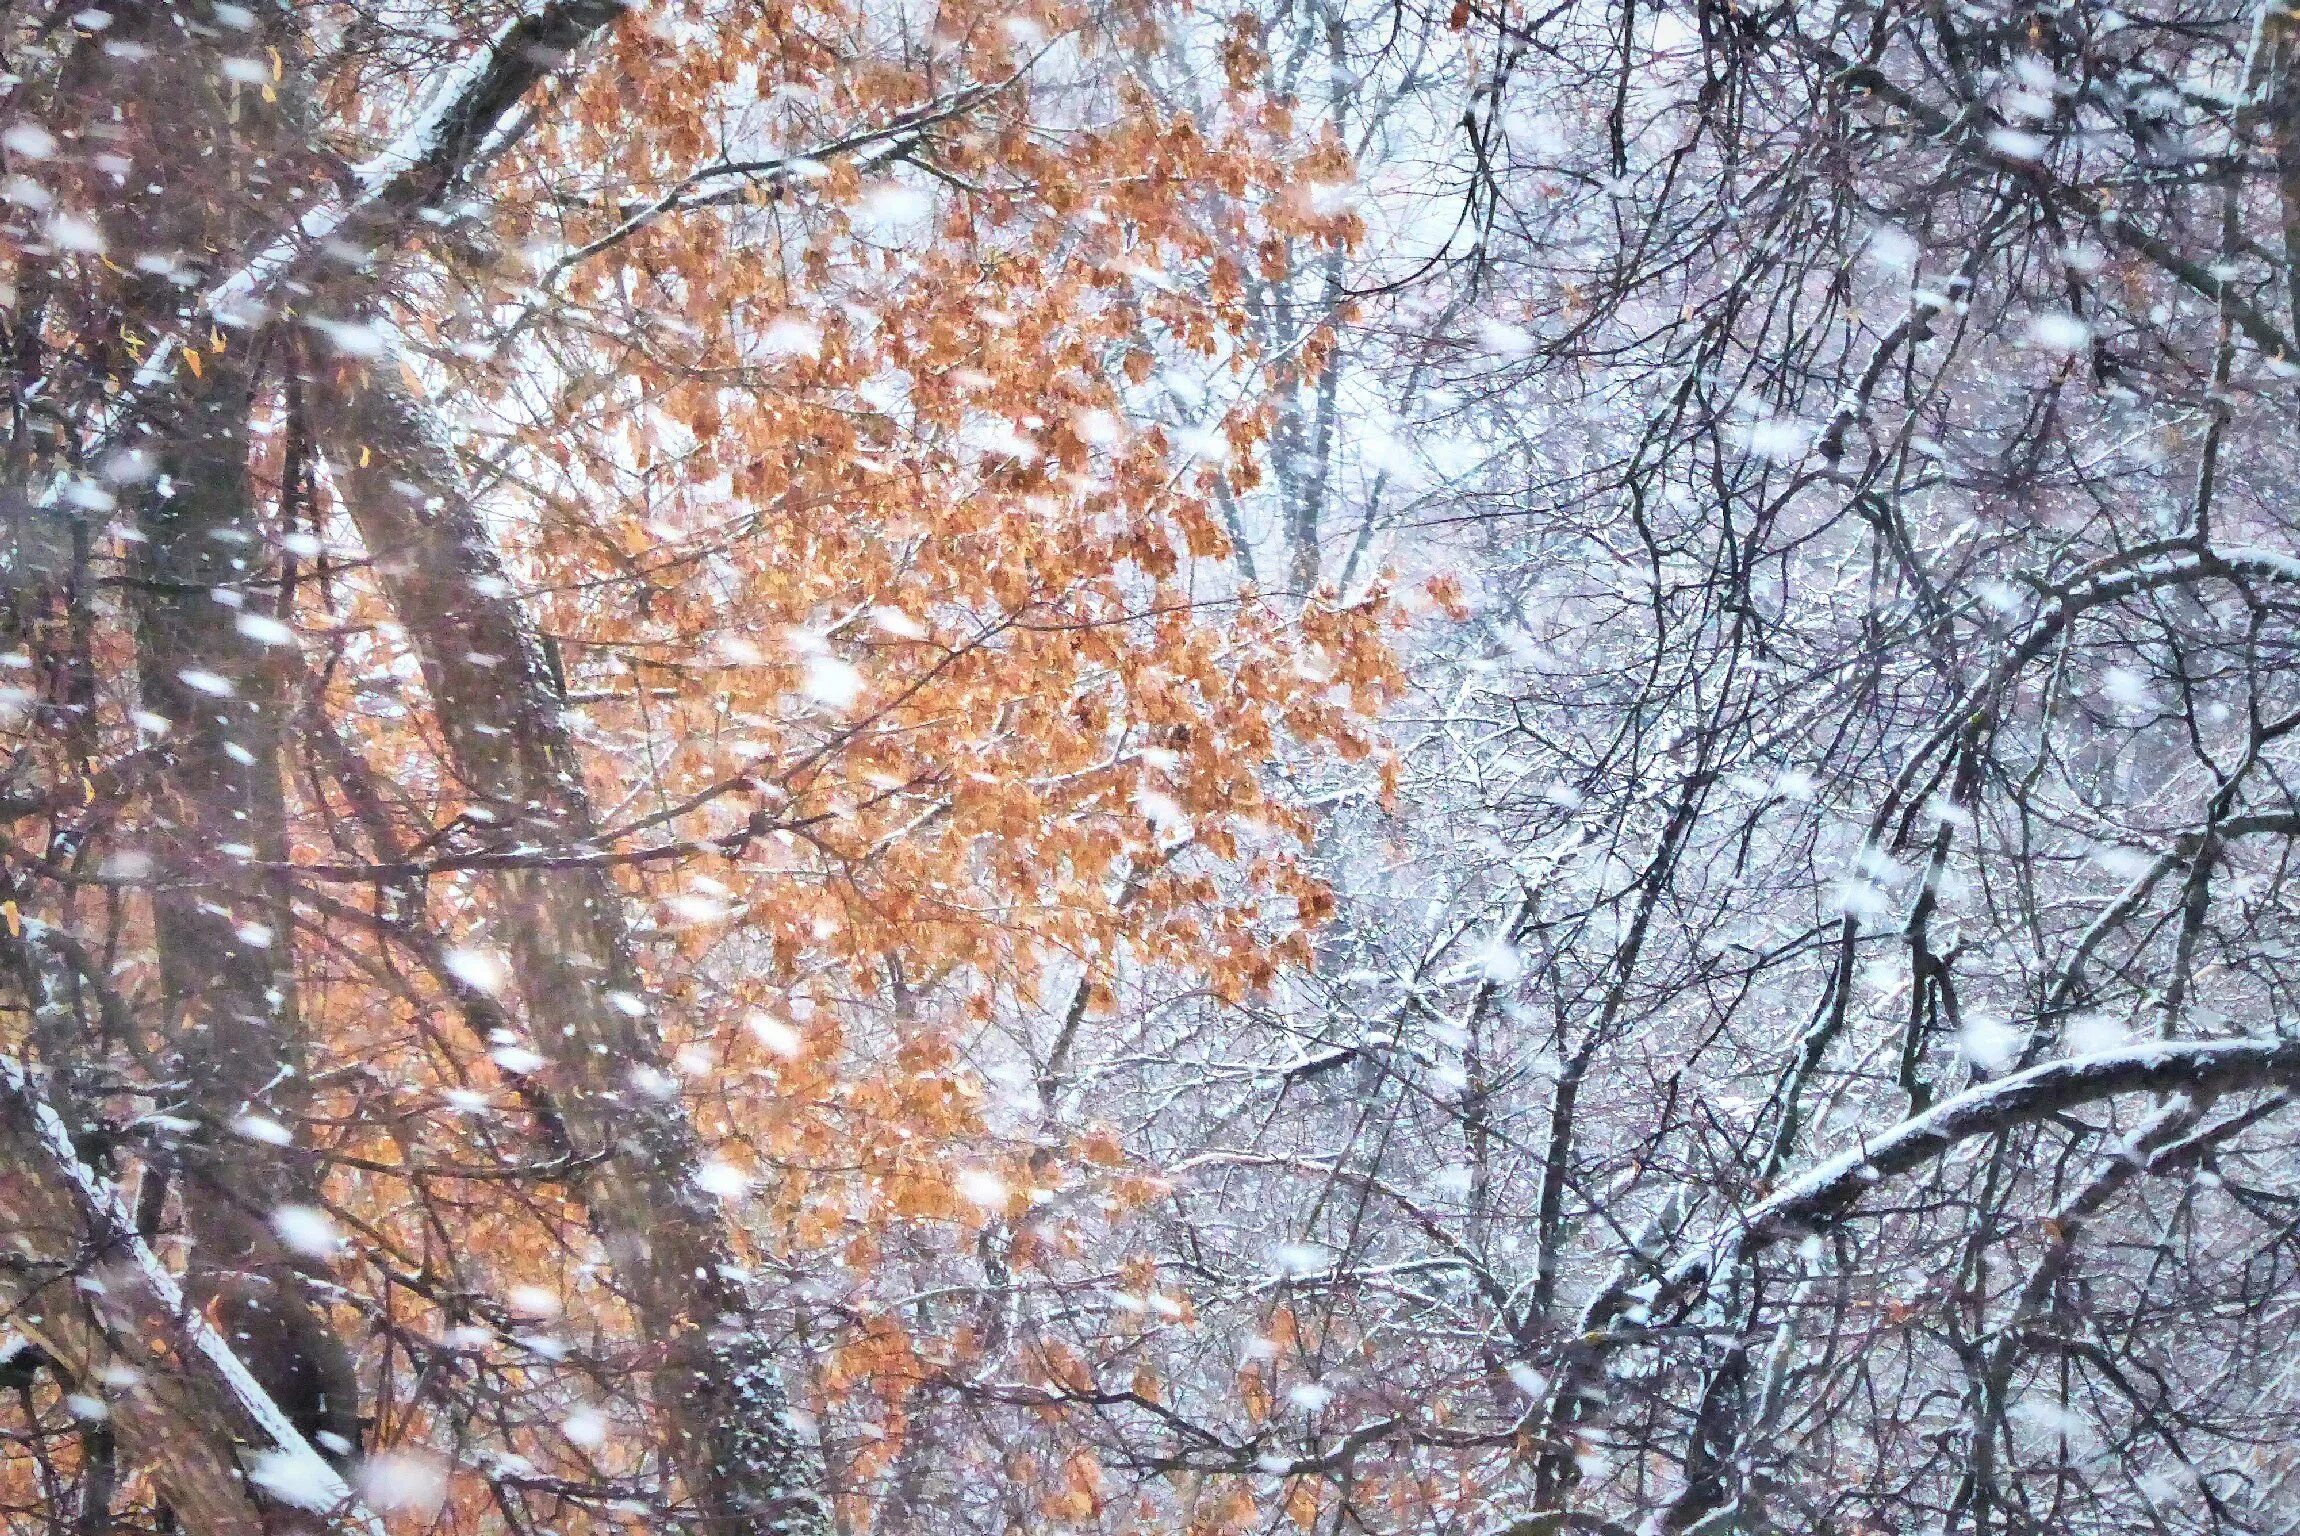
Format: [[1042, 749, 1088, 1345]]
[[1527, 1040, 2300, 1504], [1670, 1036, 2300, 1291], [0, 1054, 384, 1536], [51, 0, 630, 502]]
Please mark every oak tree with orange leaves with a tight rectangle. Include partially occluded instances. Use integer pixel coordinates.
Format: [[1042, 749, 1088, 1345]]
[[0, 2, 1385, 1534]]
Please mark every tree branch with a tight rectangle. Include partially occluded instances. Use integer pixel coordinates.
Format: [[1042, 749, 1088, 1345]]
[[0, 1054, 382, 1536]]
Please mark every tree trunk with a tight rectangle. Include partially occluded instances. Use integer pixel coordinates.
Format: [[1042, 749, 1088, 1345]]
[[95, 13, 364, 1478], [311, 361, 827, 1535]]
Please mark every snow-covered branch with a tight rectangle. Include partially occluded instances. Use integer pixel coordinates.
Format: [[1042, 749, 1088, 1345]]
[[1670, 1036, 2300, 1293], [0, 1055, 383, 1536], [53, 0, 630, 499]]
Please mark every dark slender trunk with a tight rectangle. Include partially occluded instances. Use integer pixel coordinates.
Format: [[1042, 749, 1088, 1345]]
[[98, 15, 361, 1479]]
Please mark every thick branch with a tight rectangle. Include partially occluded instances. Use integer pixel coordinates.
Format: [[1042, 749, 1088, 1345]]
[[0, 1055, 379, 1536], [1674, 1036, 2300, 1293]]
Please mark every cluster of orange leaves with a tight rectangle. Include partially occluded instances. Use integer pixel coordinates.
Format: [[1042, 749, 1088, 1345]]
[[0, 0, 1400, 1520], [157, 0, 1408, 1530]]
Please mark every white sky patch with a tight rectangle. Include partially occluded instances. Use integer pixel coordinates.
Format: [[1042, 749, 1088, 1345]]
[[1499, 108, 1568, 156]]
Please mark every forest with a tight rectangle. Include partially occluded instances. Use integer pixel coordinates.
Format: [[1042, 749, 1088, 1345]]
[[0, 0, 2296, 1532]]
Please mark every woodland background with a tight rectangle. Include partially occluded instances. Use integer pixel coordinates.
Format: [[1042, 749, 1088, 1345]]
[[0, 0, 2297, 1534]]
